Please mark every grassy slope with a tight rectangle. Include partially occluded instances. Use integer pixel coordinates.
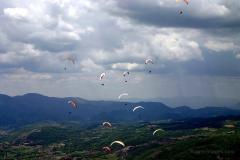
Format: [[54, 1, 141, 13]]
[[0, 120, 239, 160]]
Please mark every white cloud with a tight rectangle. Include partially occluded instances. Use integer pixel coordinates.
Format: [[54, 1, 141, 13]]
[[115, 17, 134, 30], [1, 0, 96, 53], [150, 31, 203, 61], [111, 63, 140, 70], [89, 27, 203, 71], [3, 68, 52, 80], [189, 0, 230, 18], [0, 44, 40, 64], [4, 7, 30, 21], [80, 58, 104, 73], [205, 40, 235, 52]]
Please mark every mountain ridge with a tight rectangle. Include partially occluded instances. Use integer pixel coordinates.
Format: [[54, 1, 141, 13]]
[[0, 93, 240, 128]]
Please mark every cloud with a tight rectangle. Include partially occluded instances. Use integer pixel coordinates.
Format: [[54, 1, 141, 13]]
[[5, 68, 52, 80], [0, 0, 239, 102], [88, 27, 203, 73], [0, 44, 40, 64], [205, 40, 235, 52], [112, 0, 240, 28], [111, 63, 140, 70], [80, 58, 104, 73], [236, 54, 240, 59], [3, 7, 30, 21], [149, 31, 203, 61], [1, 0, 96, 53]]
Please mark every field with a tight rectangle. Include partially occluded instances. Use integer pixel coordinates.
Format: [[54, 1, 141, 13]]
[[0, 117, 240, 160]]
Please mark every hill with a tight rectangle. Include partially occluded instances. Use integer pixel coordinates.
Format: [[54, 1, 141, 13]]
[[0, 93, 240, 128], [0, 116, 240, 160]]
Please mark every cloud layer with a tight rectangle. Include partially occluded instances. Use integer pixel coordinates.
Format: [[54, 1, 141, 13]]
[[0, 0, 239, 105]]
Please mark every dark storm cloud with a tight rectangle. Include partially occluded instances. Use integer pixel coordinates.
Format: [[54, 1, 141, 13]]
[[113, 0, 240, 29]]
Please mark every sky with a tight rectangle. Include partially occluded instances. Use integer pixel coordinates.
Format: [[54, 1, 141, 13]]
[[0, 0, 240, 106]]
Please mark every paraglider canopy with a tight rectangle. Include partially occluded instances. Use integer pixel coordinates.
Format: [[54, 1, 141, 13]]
[[68, 100, 77, 108], [110, 141, 125, 147], [63, 54, 76, 65], [176, 0, 189, 5], [133, 106, 144, 112], [118, 93, 128, 100], [66, 56, 76, 64], [153, 129, 165, 136], [99, 72, 106, 80], [62, 55, 76, 71], [102, 122, 112, 128], [145, 59, 153, 64], [184, 0, 189, 5]]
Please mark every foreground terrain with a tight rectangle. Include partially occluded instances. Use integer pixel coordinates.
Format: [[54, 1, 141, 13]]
[[0, 116, 240, 160]]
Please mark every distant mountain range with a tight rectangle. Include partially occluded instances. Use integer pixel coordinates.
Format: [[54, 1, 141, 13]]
[[0, 93, 240, 128], [128, 97, 240, 108]]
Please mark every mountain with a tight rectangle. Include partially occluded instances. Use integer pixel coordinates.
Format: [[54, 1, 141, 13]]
[[231, 102, 240, 110], [0, 93, 240, 128], [129, 96, 240, 108]]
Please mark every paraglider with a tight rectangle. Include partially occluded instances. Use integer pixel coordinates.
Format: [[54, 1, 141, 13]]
[[118, 93, 129, 106], [102, 146, 111, 154], [123, 71, 130, 77], [66, 56, 76, 64], [100, 72, 106, 80], [99, 72, 106, 86], [102, 122, 112, 128], [176, 0, 189, 15], [176, 0, 189, 5], [145, 59, 153, 73], [133, 106, 144, 112], [68, 100, 77, 108], [110, 141, 125, 147], [63, 55, 76, 71], [123, 71, 130, 83], [184, 0, 189, 5], [118, 93, 128, 100], [153, 129, 165, 136]]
